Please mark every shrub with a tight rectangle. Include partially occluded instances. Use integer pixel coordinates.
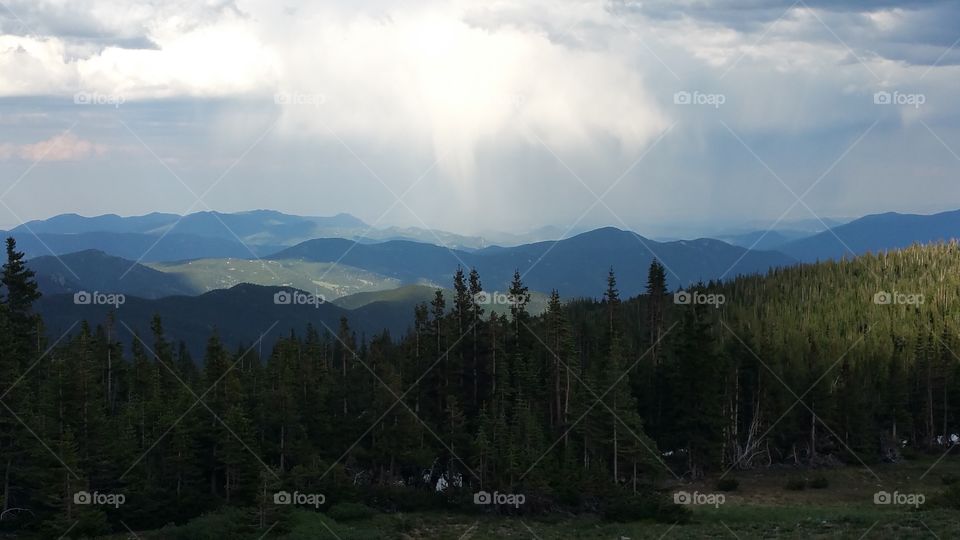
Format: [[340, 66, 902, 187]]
[[716, 477, 740, 492], [809, 476, 829, 489], [327, 502, 377, 522], [391, 513, 415, 533], [156, 508, 260, 540], [784, 477, 807, 491], [555, 484, 584, 507], [900, 447, 920, 460], [284, 511, 380, 540], [363, 486, 449, 512], [931, 484, 960, 509], [602, 492, 691, 524]]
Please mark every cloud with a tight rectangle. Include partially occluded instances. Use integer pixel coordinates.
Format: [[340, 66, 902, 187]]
[[260, 3, 669, 182], [0, 1, 273, 98], [0, 0, 240, 49], [0, 132, 108, 161], [618, 0, 960, 66], [0, 1, 672, 184], [0, 0, 957, 235]]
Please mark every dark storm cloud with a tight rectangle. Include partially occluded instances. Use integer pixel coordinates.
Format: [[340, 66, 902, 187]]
[[611, 0, 960, 66], [0, 0, 243, 52]]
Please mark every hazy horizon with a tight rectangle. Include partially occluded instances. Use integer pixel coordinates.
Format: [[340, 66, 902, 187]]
[[0, 206, 867, 242]]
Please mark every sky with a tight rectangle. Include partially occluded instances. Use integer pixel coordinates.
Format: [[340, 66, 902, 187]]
[[0, 0, 958, 238]]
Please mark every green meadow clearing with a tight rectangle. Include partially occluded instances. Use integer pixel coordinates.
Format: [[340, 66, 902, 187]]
[[115, 457, 960, 540]]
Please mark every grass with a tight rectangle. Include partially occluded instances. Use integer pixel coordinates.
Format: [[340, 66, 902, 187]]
[[123, 457, 960, 539], [261, 506, 959, 539]]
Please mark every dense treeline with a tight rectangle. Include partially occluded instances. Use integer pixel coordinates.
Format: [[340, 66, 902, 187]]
[[0, 238, 958, 536]]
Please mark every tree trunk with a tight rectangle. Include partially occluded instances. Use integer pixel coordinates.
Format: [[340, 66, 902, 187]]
[[3, 457, 10, 513], [613, 395, 618, 483], [927, 361, 934, 448], [810, 412, 816, 459]]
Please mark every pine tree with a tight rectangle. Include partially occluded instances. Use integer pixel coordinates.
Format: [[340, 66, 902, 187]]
[[335, 317, 355, 417], [544, 290, 576, 436], [508, 270, 531, 342], [451, 267, 470, 400], [645, 260, 669, 364], [468, 268, 485, 411], [1, 237, 41, 336], [0, 239, 42, 518], [429, 290, 446, 417], [668, 299, 724, 479], [222, 404, 257, 505], [199, 332, 233, 499]]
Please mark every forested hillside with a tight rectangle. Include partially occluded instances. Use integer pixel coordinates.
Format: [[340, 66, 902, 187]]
[[633, 242, 960, 473], [0, 238, 958, 536]]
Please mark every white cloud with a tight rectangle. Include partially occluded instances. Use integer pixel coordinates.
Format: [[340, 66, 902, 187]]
[[264, 4, 669, 181], [0, 1, 672, 181], [0, 2, 274, 99]]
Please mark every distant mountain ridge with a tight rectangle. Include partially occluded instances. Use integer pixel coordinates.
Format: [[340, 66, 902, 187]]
[[779, 209, 960, 261], [12, 231, 283, 262], [718, 230, 814, 251], [21, 226, 795, 303], [13, 210, 365, 238], [271, 226, 796, 297], [19, 207, 960, 302], [29, 249, 195, 299], [6, 210, 490, 256]]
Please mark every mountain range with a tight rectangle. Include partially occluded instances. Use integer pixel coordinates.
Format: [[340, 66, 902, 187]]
[[25, 227, 795, 299], [6, 210, 493, 255], [271, 228, 797, 296], [713, 210, 960, 261], [14, 207, 960, 356], [777, 209, 960, 261]]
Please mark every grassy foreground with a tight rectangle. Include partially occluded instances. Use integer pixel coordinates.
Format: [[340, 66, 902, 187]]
[[118, 457, 958, 539]]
